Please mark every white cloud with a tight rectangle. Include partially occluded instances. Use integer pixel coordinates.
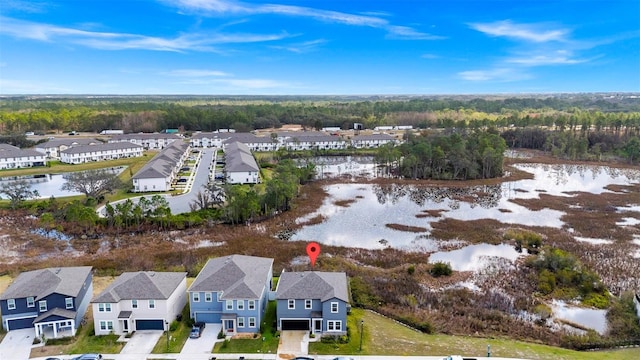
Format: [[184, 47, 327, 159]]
[[165, 69, 232, 77], [270, 39, 327, 53], [386, 26, 445, 40], [506, 54, 589, 66], [3, 0, 49, 13], [458, 68, 531, 82], [469, 20, 568, 43]]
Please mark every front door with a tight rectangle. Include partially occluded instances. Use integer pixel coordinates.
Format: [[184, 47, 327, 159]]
[[314, 319, 322, 333], [123, 320, 128, 332], [225, 319, 235, 334]]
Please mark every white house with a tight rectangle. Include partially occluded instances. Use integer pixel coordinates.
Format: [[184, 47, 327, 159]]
[[109, 133, 181, 150], [190, 132, 229, 148], [0, 144, 46, 169], [35, 138, 100, 159], [350, 134, 397, 149], [132, 141, 190, 192], [223, 133, 278, 152], [225, 141, 260, 184], [284, 135, 347, 151], [59, 142, 144, 164], [91, 271, 187, 335]]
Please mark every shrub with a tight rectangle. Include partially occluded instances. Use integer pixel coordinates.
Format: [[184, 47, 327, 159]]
[[430, 262, 453, 277], [217, 330, 225, 339], [407, 265, 415, 275], [169, 320, 179, 332]]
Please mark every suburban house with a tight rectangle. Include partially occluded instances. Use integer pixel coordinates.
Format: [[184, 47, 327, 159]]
[[275, 271, 349, 336], [350, 134, 397, 149], [132, 140, 190, 192], [188, 255, 273, 335], [0, 266, 93, 339], [59, 142, 144, 164], [35, 138, 100, 159], [109, 133, 181, 150], [91, 271, 187, 335], [0, 144, 46, 169], [224, 141, 260, 184]]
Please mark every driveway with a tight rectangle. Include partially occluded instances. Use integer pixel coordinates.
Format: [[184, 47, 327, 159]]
[[180, 323, 222, 357], [277, 330, 308, 359], [0, 328, 35, 360], [120, 330, 163, 354]]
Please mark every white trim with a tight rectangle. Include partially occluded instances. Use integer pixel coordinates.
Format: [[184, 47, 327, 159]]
[[4, 314, 38, 331], [205, 292, 212, 302], [65, 297, 74, 309], [26, 297, 35, 308], [330, 301, 339, 313], [248, 300, 256, 310], [327, 320, 342, 332], [39, 300, 47, 312], [279, 317, 311, 330], [7, 299, 15, 310], [287, 299, 295, 309], [304, 299, 312, 309], [192, 293, 200, 302]]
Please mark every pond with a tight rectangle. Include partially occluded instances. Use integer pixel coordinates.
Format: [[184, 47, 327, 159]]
[[551, 300, 608, 335], [428, 243, 524, 272], [291, 161, 640, 250], [0, 167, 127, 199]]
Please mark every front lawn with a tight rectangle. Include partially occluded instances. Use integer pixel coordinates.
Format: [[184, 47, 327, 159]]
[[152, 305, 192, 353], [29, 321, 124, 358], [213, 301, 279, 355], [308, 308, 365, 355]]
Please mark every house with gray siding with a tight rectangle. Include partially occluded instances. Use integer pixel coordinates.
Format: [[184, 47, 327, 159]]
[[188, 255, 273, 335], [275, 271, 349, 336], [0, 267, 93, 339]]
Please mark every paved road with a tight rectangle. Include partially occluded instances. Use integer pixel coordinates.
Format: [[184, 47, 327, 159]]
[[0, 329, 35, 360]]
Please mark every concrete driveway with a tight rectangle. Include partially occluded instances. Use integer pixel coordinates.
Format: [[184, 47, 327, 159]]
[[180, 323, 222, 356], [120, 330, 163, 354], [277, 330, 308, 359], [0, 328, 35, 360]]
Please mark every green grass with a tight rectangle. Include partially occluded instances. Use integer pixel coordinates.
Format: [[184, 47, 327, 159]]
[[152, 305, 192, 353], [213, 301, 279, 354], [308, 309, 364, 355], [66, 322, 124, 354]]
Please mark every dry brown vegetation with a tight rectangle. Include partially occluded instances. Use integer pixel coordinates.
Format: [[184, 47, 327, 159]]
[[385, 223, 428, 233]]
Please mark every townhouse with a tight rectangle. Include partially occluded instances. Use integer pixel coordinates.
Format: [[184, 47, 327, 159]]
[[59, 142, 144, 164], [0, 144, 46, 169]]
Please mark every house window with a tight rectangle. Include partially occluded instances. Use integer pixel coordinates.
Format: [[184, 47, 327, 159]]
[[327, 320, 342, 332], [238, 317, 245, 328], [39, 300, 47, 312], [132, 299, 138, 309], [98, 303, 111, 312], [249, 317, 256, 328], [237, 300, 244, 310], [331, 302, 339, 313], [100, 320, 113, 331], [193, 293, 200, 302], [305, 299, 312, 309], [288, 299, 295, 309], [27, 297, 35, 308], [205, 292, 212, 302], [65, 298, 74, 309], [248, 300, 256, 310], [149, 300, 155, 309], [7, 299, 15, 310], [226, 300, 233, 310]]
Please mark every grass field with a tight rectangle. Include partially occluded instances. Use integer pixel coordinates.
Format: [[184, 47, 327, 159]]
[[213, 301, 279, 354]]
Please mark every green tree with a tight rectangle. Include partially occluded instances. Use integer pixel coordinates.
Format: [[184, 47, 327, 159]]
[[0, 179, 39, 209]]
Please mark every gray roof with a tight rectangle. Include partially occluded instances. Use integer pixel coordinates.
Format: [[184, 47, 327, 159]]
[[0, 266, 92, 301], [275, 271, 349, 302], [189, 255, 273, 300], [192, 132, 232, 140], [35, 138, 98, 149], [225, 142, 259, 173], [0, 144, 44, 159], [285, 135, 345, 143], [111, 133, 181, 140], [34, 308, 77, 323], [133, 141, 189, 180], [223, 133, 274, 144], [351, 134, 395, 141], [60, 142, 143, 154], [92, 271, 186, 303]]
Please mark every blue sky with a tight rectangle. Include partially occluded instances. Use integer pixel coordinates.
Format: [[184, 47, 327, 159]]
[[1, 0, 639, 95]]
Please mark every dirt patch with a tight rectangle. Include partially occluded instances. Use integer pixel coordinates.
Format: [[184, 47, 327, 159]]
[[334, 199, 356, 207], [385, 223, 428, 233]]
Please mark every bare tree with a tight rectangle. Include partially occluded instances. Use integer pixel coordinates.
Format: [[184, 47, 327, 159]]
[[61, 169, 123, 199], [189, 183, 225, 211], [0, 179, 39, 209]]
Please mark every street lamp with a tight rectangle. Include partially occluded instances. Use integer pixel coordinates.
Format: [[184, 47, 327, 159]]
[[165, 320, 169, 352], [359, 319, 364, 352]]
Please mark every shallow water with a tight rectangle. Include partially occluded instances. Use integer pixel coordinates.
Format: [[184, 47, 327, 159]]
[[551, 300, 607, 335], [428, 243, 523, 272]]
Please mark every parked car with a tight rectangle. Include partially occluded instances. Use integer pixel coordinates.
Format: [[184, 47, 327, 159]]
[[71, 355, 102, 360], [190, 321, 205, 338], [293, 357, 314, 360], [332, 358, 355, 360], [177, 178, 188, 183]]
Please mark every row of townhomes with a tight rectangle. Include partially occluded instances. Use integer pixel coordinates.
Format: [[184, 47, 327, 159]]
[[191, 131, 398, 151], [224, 141, 260, 184], [0, 144, 46, 169], [59, 142, 144, 164], [109, 133, 181, 150], [0, 256, 350, 339], [35, 138, 100, 159], [132, 140, 190, 192]]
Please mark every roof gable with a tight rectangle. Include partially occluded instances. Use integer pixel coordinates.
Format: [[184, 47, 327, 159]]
[[189, 255, 273, 299], [0, 267, 92, 301], [275, 271, 349, 302], [92, 271, 185, 303]]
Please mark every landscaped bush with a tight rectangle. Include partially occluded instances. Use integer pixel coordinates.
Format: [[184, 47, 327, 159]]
[[169, 320, 179, 332], [430, 261, 453, 277]]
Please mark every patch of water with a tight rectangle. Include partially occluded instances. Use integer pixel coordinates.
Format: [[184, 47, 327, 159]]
[[551, 300, 607, 335], [616, 217, 640, 226], [31, 228, 72, 241], [428, 243, 523, 272], [194, 240, 225, 248], [574, 236, 614, 245]]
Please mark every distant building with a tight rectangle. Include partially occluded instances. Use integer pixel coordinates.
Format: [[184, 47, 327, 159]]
[[35, 138, 100, 159], [0, 144, 46, 169], [132, 141, 190, 192], [99, 129, 124, 135], [60, 142, 143, 164], [350, 134, 397, 149], [224, 142, 260, 184], [109, 133, 181, 150], [284, 134, 347, 151]]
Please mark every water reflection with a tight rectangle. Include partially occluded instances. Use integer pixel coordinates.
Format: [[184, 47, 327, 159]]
[[428, 244, 523, 271], [551, 300, 607, 335]]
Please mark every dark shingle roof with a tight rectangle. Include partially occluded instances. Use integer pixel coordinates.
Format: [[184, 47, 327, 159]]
[[225, 142, 259, 172], [35, 139, 98, 149], [132, 141, 189, 180], [0, 144, 45, 159], [92, 271, 186, 303], [188, 255, 273, 299], [0, 267, 92, 301], [34, 308, 77, 323], [275, 271, 349, 302], [111, 133, 181, 140]]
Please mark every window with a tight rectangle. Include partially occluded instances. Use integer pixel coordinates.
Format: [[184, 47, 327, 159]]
[[98, 303, 111, 312], [327, 320, 342, 332], [205, 292, 212, 302], [132, 299, 138, 309], [237, 317, 245, 328], [226, 300, 233, 310], [249, 317, 256, 328], [331, 302, 339, 313], [248, 300, 256, 310], [99, 320, 113, 331], [193, 293, 200, 302], [7, 299, 15, 310], [149, 300, 155, 309], [39, 300, 47, 312], [288, 299, 295, 309], [237, 300, 244, 310], [305, 299, 312, 309], [65, 297, 74, 309], [27, 297, 34, 308]]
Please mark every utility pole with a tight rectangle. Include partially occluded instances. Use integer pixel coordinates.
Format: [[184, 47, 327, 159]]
[[359, 320, 364, 352]]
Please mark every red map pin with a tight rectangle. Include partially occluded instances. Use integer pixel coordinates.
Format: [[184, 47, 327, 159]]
[[306, 242, 321, 268]]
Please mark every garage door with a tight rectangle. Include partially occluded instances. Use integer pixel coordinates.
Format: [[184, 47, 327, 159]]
[[135, 319, 164, 330], [7, 317, 35, 330], [195, 313, 221, 324], [281, 320, 310, 331]]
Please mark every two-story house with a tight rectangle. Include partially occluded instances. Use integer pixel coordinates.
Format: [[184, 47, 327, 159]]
[[275, 271, 349, 336], [91, 271, 187, 335], [0, 266, 93, 339], [188, 255, 273, 335]]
